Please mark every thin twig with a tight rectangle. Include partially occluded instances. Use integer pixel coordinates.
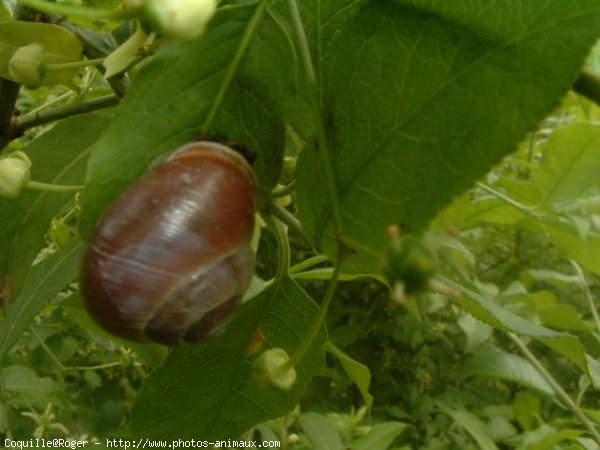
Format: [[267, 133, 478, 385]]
[[264, 201, 304, 236], [11, 94, 119, 132], [571, 261, 600, 335]]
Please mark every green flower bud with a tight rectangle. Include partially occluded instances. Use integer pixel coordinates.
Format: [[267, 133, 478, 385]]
[[381, 226, 435, 301], [253, 348, 297, 391], [144, 0, 216, 40], [0, 152, 32, 199], [8, 43, 47, 89]]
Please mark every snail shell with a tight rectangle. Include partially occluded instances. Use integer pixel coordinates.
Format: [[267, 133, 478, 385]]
[[80, 141, 257, 345]]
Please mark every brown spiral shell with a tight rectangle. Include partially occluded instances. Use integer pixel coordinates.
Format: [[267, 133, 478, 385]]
[[80, 141, 257, 345]]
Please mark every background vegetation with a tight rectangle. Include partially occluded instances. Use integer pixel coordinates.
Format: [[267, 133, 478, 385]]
[[1, 0, 600, 448]]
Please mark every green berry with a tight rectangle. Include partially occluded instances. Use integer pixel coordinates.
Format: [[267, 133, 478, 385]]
[[0, 152, 32, 199], [253, 348, 297, 391], [8, 43, 47, 89], [144, 0, 216, 40]]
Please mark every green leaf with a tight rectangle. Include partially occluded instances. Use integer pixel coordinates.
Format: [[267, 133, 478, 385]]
[[433, 193, 525, 231], [290, 0, 366, 140], [297, 0, 600, 272], [462, 351, 555, 396], [0, 239, 84, 357], [457, 313, 493, 350], [512, 392, 541, 431], [0, 3, 9, 21], [533, 123, 600, 208], [0, 114, 111, 299], [130, 275, 326, 439], [447, 278, 600, 389], [541, 218, 600, 275], [2, 365, 59, 408], [583, 408, 600, 425], [438, 404, 499, 450], [325, 342, 373, 409], [299, 412, 344, 450], [528, 429, 584, 450], [496, 177, 542, 207], [585, 355, 600, 390], [79, 3, 290, 236], [0, 21, 82, 85], [350, 422, 408, 450], [538, 303, 589, 332], [102, 26, 146, 78]]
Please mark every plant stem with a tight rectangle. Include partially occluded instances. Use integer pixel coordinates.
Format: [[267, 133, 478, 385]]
[[66, 361, 123, 371], [27, 181, 83, 192], [12, 94, 119, 132], [290, 255, 329, 274], [265, 214, 290, 281], [279, 416, 289, 450], [0, 79, 20, 150], [571, 261, 600, 335], [264, 201, 304, 236], [27, 91, 76, 116], [30, 326, 66, 371], [202, 0, 268, 130], [285, 254, 342, 370], [286, 0, 345, 242], [573, 70, 600, 106], [508, 332, 600, 444], [338, 234, 382, 259], [271, 180, 296, 198], [45, 58, 105, 72], [476, 182, 539, 218], [19, 0, 139, 20]]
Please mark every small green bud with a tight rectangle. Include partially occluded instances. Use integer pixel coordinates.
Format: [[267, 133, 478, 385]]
[[253, 348, 297, 391], [381, 226, 435, 302], [8, 43, 47, 89], [144, 0, 216, 40], [0, 152, 32, 199]]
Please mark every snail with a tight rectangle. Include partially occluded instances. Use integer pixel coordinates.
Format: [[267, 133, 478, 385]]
[[80, 141, 257, 345]]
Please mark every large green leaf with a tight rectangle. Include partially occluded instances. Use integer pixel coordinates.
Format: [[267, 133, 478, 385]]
[[0, 238, 84, 357], [130, 276, 326, 439], [296, 0, 600, 272], [533, 123, 600, 208], [0, 114, 111, 298], [79, 2, 293, 236]]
